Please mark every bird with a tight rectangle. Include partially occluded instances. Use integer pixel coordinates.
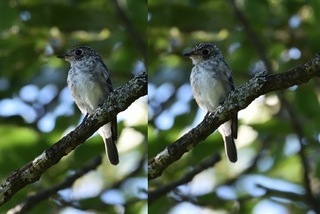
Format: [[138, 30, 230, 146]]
[[57, 46, 119, 165], [183, 42, 238, 162]]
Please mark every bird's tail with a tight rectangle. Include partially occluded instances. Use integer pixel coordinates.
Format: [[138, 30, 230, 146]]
[[98, 123, 119, 165], [223, 135, 237, 163], [218, 120, 238, 162], [104, 137, 119, 165]]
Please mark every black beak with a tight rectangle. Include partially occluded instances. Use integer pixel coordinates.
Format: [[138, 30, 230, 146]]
[[183, 51, 193, 57], [57, 53, 72, 59], [57, 54, 65, 59]]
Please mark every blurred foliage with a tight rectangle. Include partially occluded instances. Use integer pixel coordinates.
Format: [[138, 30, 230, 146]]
[[149, 0, 320, 213], [0, 0, 147, 213]]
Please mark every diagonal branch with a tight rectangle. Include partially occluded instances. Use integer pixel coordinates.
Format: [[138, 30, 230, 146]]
[[148, 56, 320, 180], [0, 72, 147, 206], [255, 183, 304, 202]]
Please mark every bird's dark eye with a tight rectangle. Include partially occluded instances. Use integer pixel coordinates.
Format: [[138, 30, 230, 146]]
[[201, 49, 210, 56], [75, 49, 82, 56]]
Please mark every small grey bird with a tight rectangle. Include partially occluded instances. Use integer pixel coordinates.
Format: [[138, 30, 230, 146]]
[[58, 46, 119, 165], [183, 42, 238, 162]]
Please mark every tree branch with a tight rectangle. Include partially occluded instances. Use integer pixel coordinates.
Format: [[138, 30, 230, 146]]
[[256, 183, 305, 202], [148, 56, 320, 180], [0, 72, 147, 206]]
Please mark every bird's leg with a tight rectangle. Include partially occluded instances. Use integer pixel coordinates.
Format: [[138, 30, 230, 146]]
[[205, 111, 211, 117], [83, 113, 90, 121], [219, 100, 225, 106]]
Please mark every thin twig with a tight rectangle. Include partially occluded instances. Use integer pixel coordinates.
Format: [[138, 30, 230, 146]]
[[111, 0, 146, 59], [148, 154, 221, 204], [228, 0, 272, 73], [281, 95, 320, 212], [8, 156, 102, 213], [256, 183, 305, 202]]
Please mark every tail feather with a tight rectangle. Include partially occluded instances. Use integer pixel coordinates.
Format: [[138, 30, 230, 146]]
[[218, 119, 238, 162], [223, 135, 237, 163], [98, 122, 119, 165], [232, 114, 238, 139], [105, 138, 119, 165]]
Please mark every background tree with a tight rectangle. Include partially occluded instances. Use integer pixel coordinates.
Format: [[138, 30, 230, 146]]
[[148, 0, 320, 213], [0, 0, 147, 213]]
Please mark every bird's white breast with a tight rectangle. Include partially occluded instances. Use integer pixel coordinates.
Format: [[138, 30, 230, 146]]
[[67, 67, 105, 114], [190, 66, 228, 112]]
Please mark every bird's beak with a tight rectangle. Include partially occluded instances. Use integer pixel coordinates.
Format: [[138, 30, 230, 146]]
[[57, 53, 72, 60], [57, 54, 66, 59], [183, 50, 198, 65], [183, 51, 193, 57]]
